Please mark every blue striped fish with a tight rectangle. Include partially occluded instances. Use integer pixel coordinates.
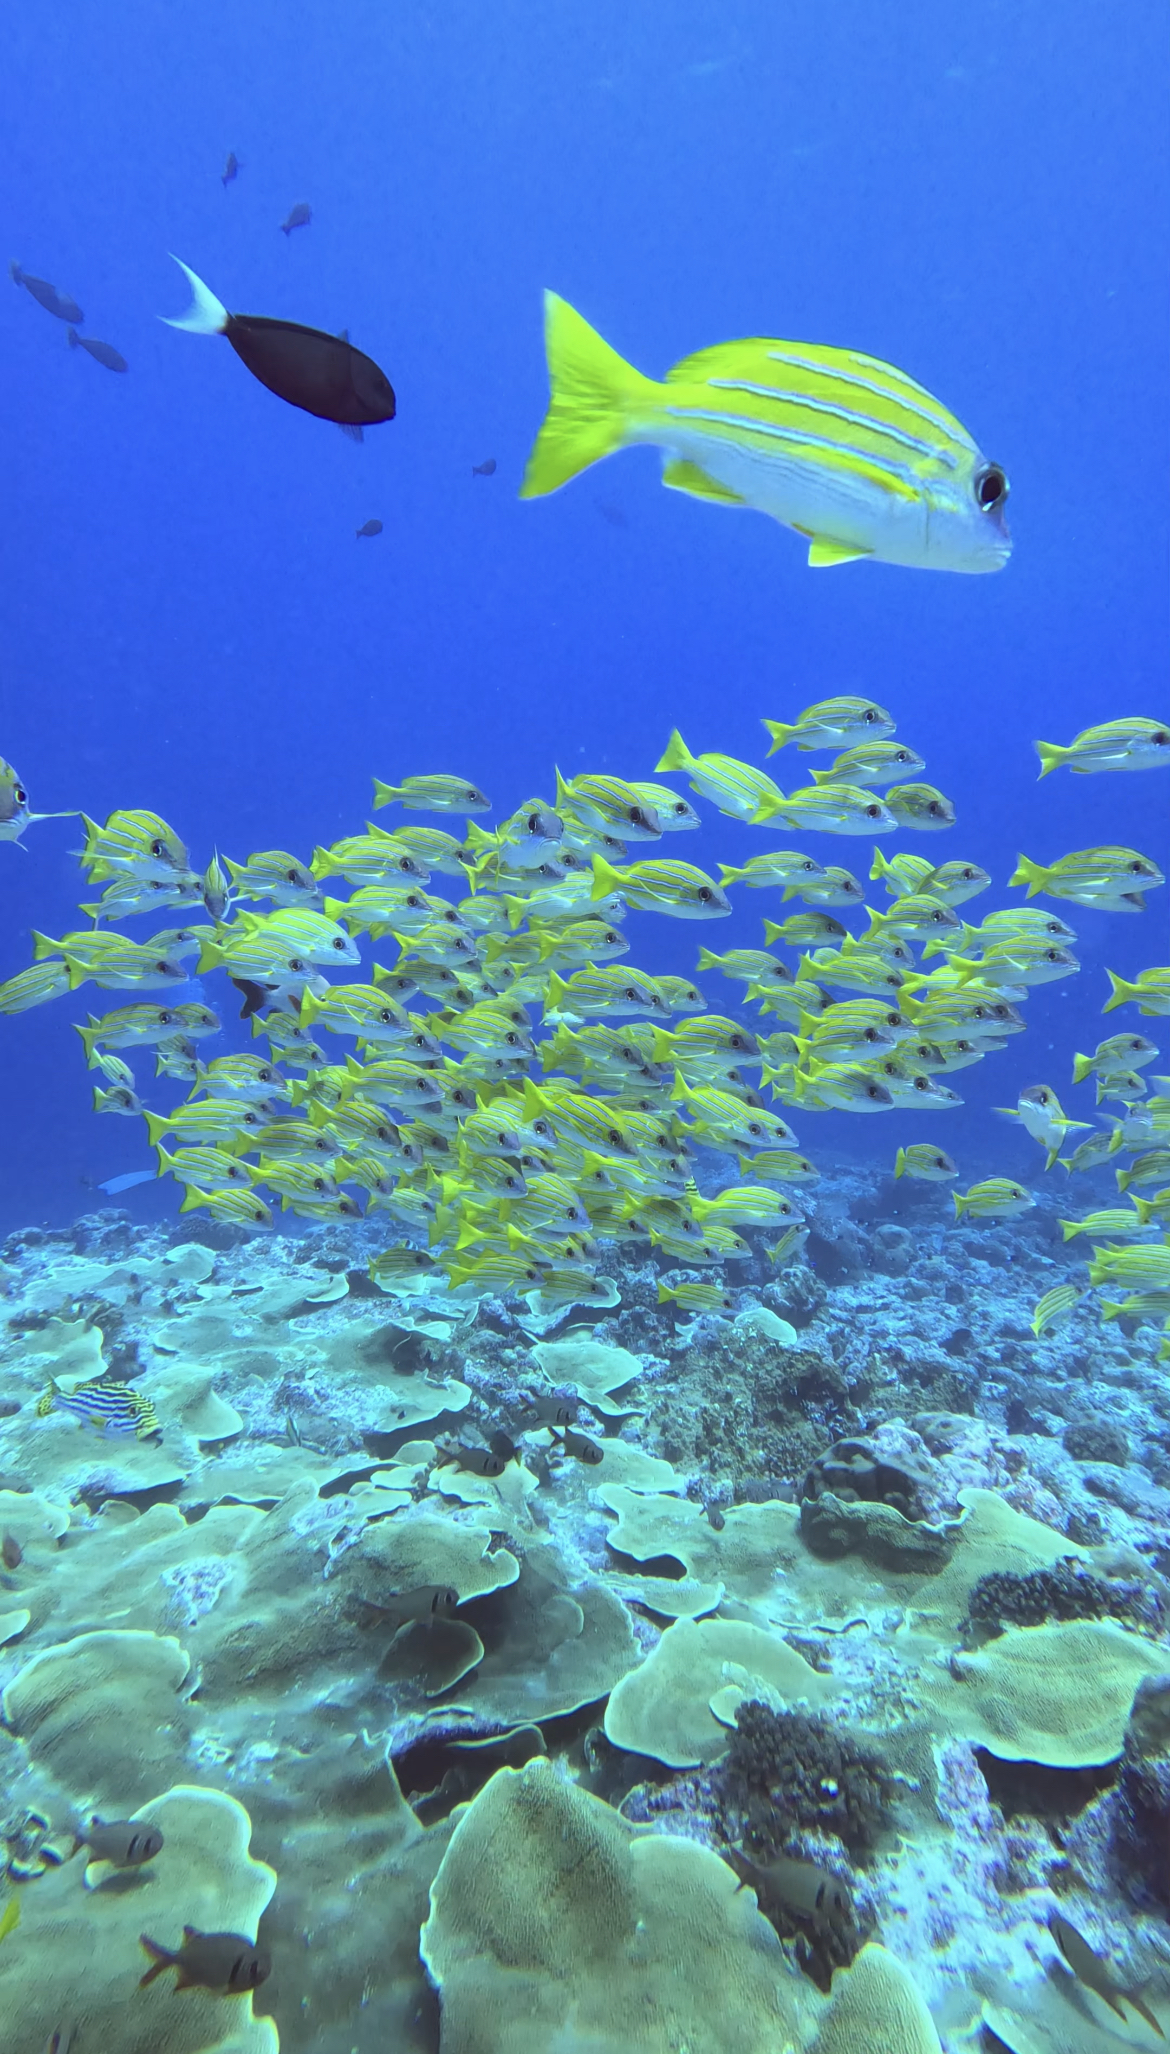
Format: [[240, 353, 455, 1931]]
[[37, 1376, 161, 1438], [521, 294, 1010, 573]]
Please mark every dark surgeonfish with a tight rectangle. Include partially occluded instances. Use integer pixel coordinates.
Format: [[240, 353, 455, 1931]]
[[68, 329, 128, 373], [222, 151, 240, 186], [472, 457, 497, 476], [163, 257, 396, 437], [281, 202, 312, 235], [139, 1925, 271, 1994], [356, 519, 383, 538], [1049, 1910, 1165, 2037], [10, 262, 82, 324]]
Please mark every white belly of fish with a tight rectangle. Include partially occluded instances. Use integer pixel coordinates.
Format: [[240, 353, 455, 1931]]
[[655, 417, 933, 567]]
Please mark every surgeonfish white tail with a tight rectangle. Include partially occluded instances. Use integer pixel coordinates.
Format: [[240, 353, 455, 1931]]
[[161, 257, 229, 335]]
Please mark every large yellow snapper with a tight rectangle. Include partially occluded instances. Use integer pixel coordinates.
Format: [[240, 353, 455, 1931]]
[[521, 293, 1011, 573], [2, 702, 1167, 1355]]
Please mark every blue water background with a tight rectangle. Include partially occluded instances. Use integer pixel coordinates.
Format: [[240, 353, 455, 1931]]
[[1, 1, 1167, 1231]]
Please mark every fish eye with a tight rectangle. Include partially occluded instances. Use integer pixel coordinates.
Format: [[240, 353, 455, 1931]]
[[866, 1083, 884, 1099], [14, 785, 26, 804], [697, 886, 713, 902], [151, 839, 167, 857], [1044, 949, 1061, 961], [331, 937, 347, 950], [975, 463, 1008, 511], [801, 859, 817, 873], [286, 868, 300, 882], [525, 812, 541, 834], [865, 804, 882, 818]]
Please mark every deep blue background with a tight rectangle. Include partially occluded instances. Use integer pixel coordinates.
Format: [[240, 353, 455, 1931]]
[[1, 1, 1167, 1230]]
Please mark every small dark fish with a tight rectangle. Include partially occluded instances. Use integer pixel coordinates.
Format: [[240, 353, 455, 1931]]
[[68, 328, 127, 372], [45, 2030, 76, 2054], [1049, 1910, 1164, 2037], [472, 457, 496, 477], [164, 259, 395, 434], [360, 1583, 459, 1631], [488, 1429, 518, 1464], [78, 1816, 164, 1867], [525, 1392, 578, 1427], [10, 262, 82, 324], [280, 203, 312, 235], [356, 519, 383, 538], [1, 1532, 22, 1569], [726, 1848, 851, 1934], [221, 152, 240, 187], [551, 1424, 604, 1466], [435, 1442, 505, 1479], [139, 1925, 271, 1994]]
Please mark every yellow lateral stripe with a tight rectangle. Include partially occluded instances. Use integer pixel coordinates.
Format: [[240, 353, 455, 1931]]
[[706, 379, 951, 464], [763, 345, 972, 440]]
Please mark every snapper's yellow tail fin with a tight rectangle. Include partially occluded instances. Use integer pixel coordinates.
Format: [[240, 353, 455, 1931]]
[[520, 293, 657, 500]]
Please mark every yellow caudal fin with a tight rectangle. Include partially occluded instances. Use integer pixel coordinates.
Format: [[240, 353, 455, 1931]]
[[1009, 853, 1047, 898], [520, 292, 657, 500], [655, 730, 695, 776], [1034, 740, 1069, 779]]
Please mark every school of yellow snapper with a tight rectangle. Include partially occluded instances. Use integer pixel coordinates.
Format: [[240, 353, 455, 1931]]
[[2, 708, 1169, 1355]]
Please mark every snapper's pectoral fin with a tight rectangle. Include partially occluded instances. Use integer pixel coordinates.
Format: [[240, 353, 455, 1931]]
[[803, 532, 873, 568], [660, 457, 745, 506]]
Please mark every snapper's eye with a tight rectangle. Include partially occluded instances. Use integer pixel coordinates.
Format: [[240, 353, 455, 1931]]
[[697, 886, 713, 902], [975, 463, 1008, 511], [151, 839, 167, 857], [14, 786, 26, 805]]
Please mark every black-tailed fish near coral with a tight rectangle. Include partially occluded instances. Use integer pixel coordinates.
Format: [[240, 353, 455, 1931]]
[[0, 757, 73, 844], [356, 519, 383, 538], [1035, 719, 1170, 777], [280, 202, 312, 235], [521, 293, 1010, 572], [67, 328, 127, 372], [139, 1926, 271, 1994], [163, 256, 395, 437], [10, 261, 82, 323], [1048, 1910, 1164, 2037], [358, 1584, 459, 1632], [75, 1816, 163, 1869]]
